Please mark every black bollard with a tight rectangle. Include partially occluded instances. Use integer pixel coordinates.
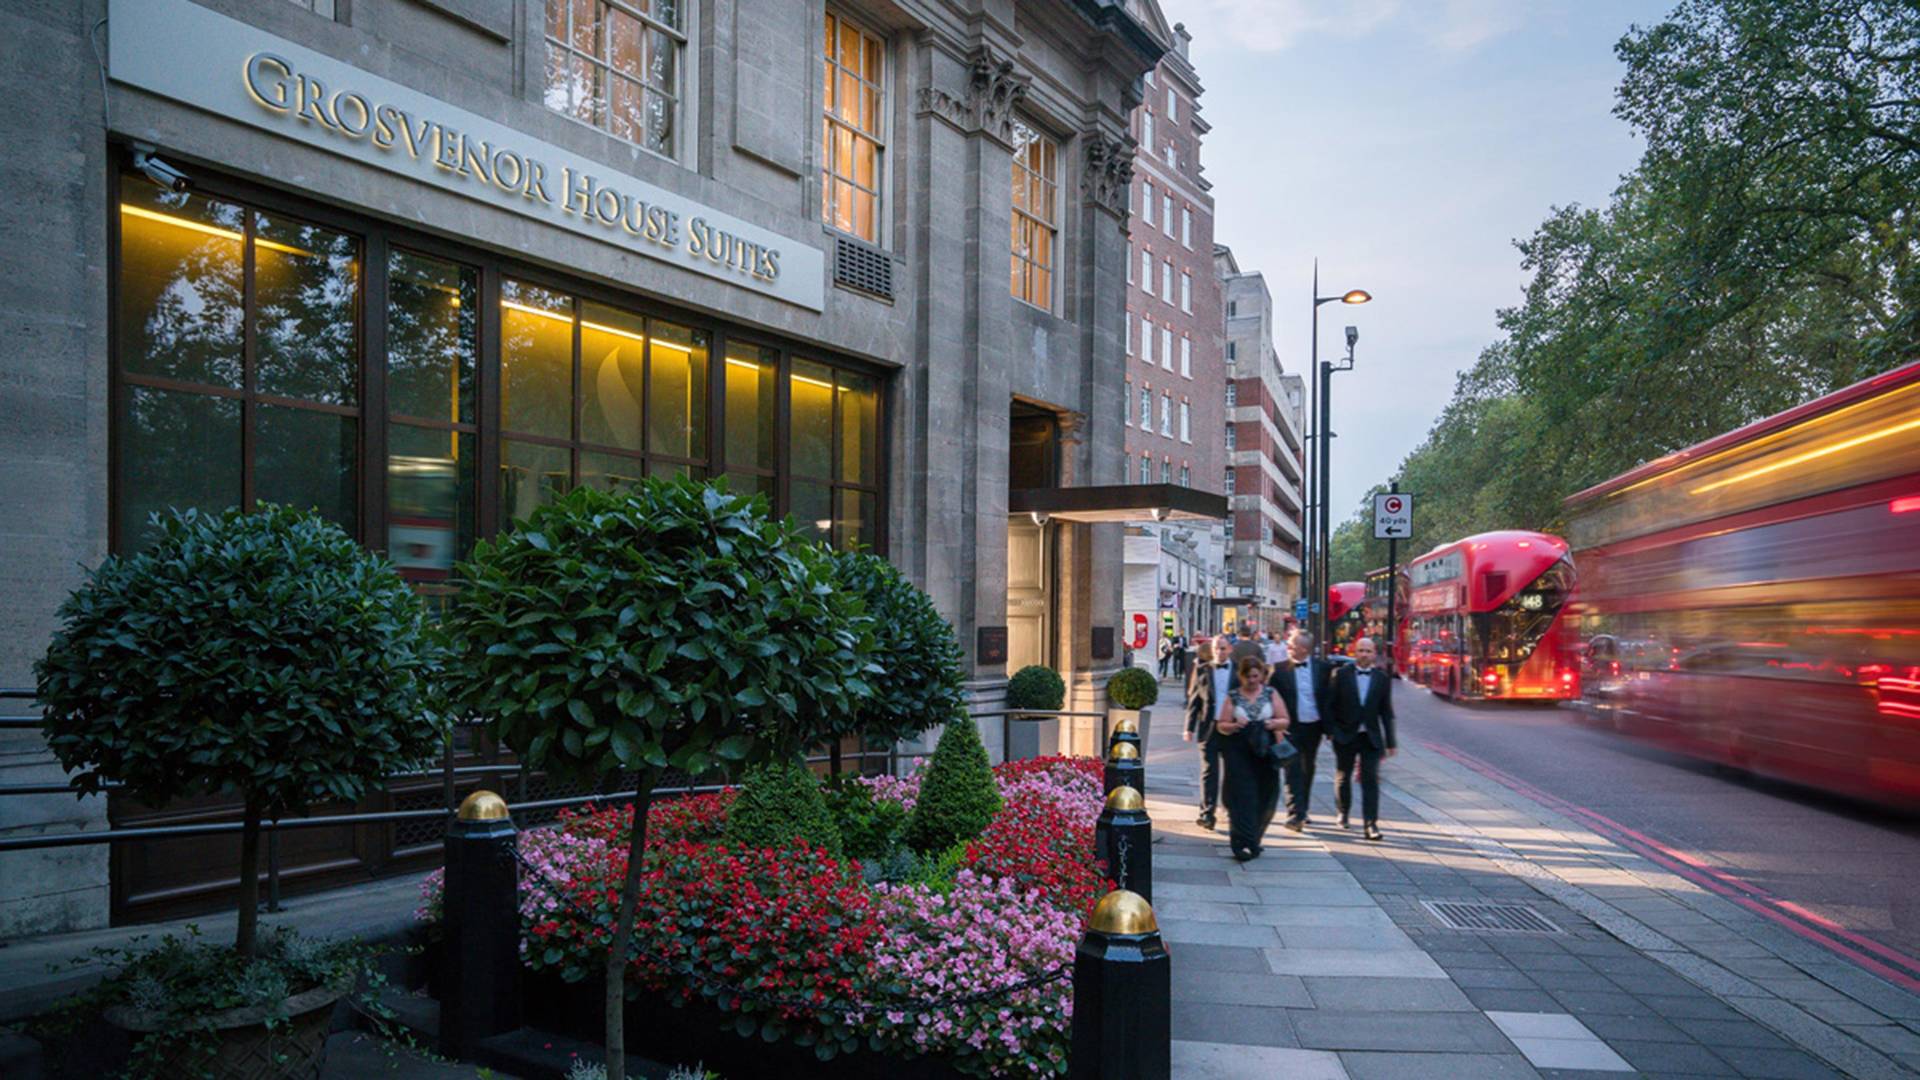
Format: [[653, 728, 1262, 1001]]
[[1096, 785, 1153, 904], [1069, 889, 1171, 1080], [1103, 741, 1144, 796], [1107, 715, 1142, 760], [441, 790, 522, 1059]]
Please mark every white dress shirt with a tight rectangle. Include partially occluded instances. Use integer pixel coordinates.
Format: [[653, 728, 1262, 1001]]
[[1293, 664, 1320, 724], [1354, 666, 1376, 704]]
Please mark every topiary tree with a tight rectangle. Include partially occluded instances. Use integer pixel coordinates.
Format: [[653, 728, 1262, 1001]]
[[1107, 667, 1160, 711], [1006, 664, 1066, 711], [35, 505, 446, 957], [725, 759, 843, 856], [826, 550, 966, 748], [446, 478, 873, 1080], [904, 716, 1001, 853]]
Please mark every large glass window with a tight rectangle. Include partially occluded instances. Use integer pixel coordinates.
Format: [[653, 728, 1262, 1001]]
[[498, 279, 710, 522], [1009, 123, 1058, 311], [115, 169, 886, 569], [822, 11, 886, 243], [115, 177, 360, 551], [789, 360, 879, 549], [544, 0, 685, 158]]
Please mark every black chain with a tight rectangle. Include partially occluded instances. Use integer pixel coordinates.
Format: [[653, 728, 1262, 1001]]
[[507, 845, 1072, 1018]]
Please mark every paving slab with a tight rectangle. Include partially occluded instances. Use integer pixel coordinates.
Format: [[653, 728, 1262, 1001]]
[[1263, 948, 1450, 979], [1339, 1050, 1542, 1079], [1291, 1009, 1515, 1053], [1170, 1041, 1348, 1080], [1302, 975, 1477, 1012], [1170, 1000, 1300, 1047], [1170, 968, 1314, 1008]]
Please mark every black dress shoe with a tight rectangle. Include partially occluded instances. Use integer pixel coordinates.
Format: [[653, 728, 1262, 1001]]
[[1197, 813, 1216, 830], [1231, 847, 1257, 862], [1338, 814, 1351, 829], [1282, 818, 1304, 833], [1364, 825, 1384, 842]]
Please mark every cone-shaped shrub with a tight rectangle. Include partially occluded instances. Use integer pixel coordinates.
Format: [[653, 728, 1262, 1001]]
[[725, 758, 843, 856], [905, 716, 1000, 853]]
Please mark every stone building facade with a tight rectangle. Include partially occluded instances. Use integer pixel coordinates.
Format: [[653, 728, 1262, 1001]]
[[1119, 21, 1226, 654], [0, 0, 1165, 936], [1215, 245, 1306, 634]]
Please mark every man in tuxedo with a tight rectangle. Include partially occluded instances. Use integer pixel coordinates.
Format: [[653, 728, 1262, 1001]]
[[1182, 637, 1233, 829], [1327, 636, 1397, 841], [1271, 630, 1331, 831]]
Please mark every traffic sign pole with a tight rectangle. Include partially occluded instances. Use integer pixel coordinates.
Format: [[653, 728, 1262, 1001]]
[[1384, 480, 1403, 669]]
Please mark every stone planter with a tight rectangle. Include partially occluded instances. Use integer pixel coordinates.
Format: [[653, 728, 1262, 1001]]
[[1005, 713, 1060, 762], [105, 977, 348, 1080]]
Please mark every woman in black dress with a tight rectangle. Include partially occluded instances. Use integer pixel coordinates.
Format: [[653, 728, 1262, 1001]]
[[1215, 655, 1288, 861]]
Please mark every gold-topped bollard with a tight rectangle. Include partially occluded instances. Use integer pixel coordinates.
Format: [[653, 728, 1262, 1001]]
[[1095, 785, 1153, 903], [1104, 740, 1144, 796], [1069, 889, 1171, 1080], [441, 790, 521, 1059], [1107, 714, 1142, 760]]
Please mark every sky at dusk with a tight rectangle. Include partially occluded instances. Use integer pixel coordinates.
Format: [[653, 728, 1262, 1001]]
[[1175, 0, 1675, 529]]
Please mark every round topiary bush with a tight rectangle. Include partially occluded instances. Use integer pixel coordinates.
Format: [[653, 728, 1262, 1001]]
[[1005, 664, 1066, 711], [725, 758, 843, 856], [904, 717, 1001, 853], [1107, 666, 1161, 710], [35, 505, 446, 956], [829, 550, 966, 744]]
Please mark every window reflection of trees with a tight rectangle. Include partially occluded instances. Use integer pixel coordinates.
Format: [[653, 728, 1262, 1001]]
[[1472, 559, 1573, 665]]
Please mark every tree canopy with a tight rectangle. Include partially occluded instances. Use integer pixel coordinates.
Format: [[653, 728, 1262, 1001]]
[[1331, 0, 1917, 580]]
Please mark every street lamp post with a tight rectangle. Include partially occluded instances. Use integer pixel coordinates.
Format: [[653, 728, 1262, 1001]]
[[1307, 261, 1371, 654]]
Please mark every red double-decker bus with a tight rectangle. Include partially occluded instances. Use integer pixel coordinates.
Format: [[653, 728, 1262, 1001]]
[[1366, 565, 1411, 668], [1405, 531, 1580, 700], [1565, 361, 1920, 805], [1327, 582, 1369, 656]]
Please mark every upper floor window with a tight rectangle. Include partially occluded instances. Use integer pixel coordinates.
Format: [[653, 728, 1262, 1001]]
[[1163, 144, 1175, 168], [1159, 393, 1172, 436], [1180, 335, 1191, 377], [1139, 385, 1151, 429], [1180, 271, 1192, 313], [285, 0, 339, 17], [1182, 206, 1193, 247], [1226, 341, 1237, 362], [822, 11, 886, 244], [1226, 381, 1237, 406], [1142, 110, 1154, 149], [1180, 464, 1190, 487], [1140, 249, 1152, 291], [1125, 312, 1134, 355], [1227, 300, 1238, 317], [1161, 194, 1173, 236], [1143, 180, 1154, 225], [1224, 469, 1235, 495], [1160, 326, 1173, 369], [544, 0, 686, 159], [1123, 379, 1132, 426], [1160, 260, 1172, 302], [1009, 122, 1058, 311], [1140, 452, 1152, 484], [1141, 316, 1153, 363], [1160, 457, 1171, 483], [1167, 88, 1177, 122], [1179, 400, 1190, 442], [1226, 424, 1236, 450]]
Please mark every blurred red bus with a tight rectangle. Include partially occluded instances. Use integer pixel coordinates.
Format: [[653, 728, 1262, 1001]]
[[1328, 582, 1369, 656], [1565, 360, 1920, 804], [1366, 565, 1411, 669], [1405, 531, 1580, 701]]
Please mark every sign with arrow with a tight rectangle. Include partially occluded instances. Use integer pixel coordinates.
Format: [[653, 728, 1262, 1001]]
[[1373, 492, 1413, 539]]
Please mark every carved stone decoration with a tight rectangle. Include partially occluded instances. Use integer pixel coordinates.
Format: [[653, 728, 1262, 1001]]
[[969, 51, 1030, 145], [1083, 134, 1136, 219], [915, 46, 1031, 147]]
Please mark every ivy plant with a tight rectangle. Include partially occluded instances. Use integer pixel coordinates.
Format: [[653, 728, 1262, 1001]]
[[35, 505, 446, 957], [445, 478, 875, 1080]]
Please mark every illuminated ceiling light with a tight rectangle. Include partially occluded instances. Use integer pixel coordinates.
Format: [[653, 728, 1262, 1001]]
[[1691, 415, 1920, 495], [120, 203, 311, 256], [500, 298, 694, 354]]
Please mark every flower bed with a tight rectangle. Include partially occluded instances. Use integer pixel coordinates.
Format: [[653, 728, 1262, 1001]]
[[417, 756, 1109, 1077]]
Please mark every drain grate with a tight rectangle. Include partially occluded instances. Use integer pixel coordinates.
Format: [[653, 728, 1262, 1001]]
[[1422, 900, 1562, 934]]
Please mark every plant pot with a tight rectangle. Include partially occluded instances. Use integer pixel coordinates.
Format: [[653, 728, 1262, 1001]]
[[1005, 715, 1060, 762], [105, 978, 348, 1080]]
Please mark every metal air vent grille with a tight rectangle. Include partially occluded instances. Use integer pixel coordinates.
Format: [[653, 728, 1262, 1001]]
[[834, 235, 893, 300]]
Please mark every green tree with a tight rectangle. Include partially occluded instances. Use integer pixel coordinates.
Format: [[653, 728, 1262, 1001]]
[[446, 479, 874, 1080], [904, 715, 1001, 854], [827, 550, 967, 745], [36, 506, 445, 957]]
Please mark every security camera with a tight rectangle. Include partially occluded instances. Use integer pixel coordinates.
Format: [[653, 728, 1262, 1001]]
[[1345, 325, 1359, 349], [132, 143, 190, 193]]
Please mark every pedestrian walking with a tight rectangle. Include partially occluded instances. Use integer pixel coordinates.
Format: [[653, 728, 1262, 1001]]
[[1215, 655, 1290, 861], [1183, 639, 1227, 830], [1157, 635, 1173, 678], [1327, 636, 1397, 842], [1171, 634, 1188, 679], [1262, 631, 1287, 668], [1272, 629, 1331, 831]]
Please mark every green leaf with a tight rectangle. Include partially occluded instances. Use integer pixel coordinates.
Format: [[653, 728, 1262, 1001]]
[[715, 734, 753, 761]]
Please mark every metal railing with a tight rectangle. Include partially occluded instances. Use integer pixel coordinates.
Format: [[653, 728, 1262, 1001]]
[[0, 688, 903, 913]]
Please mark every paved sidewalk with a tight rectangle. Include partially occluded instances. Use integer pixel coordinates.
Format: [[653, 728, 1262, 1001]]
[[1143, 677, 1920, 1079]]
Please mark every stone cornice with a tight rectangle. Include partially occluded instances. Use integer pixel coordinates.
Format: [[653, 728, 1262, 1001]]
[[913, 45, 1032, 149], [1082, 132, 1136, 221]]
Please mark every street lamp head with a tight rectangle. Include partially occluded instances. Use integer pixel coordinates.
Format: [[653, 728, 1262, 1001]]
[[1341, 289, 1372, 305]]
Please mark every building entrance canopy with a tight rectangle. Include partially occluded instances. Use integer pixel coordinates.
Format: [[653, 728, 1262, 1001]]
[[1010, 483, 1227, 523]]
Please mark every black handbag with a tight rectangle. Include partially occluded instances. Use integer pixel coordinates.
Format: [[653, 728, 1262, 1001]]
[[1240, 689, 1299, 764]]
